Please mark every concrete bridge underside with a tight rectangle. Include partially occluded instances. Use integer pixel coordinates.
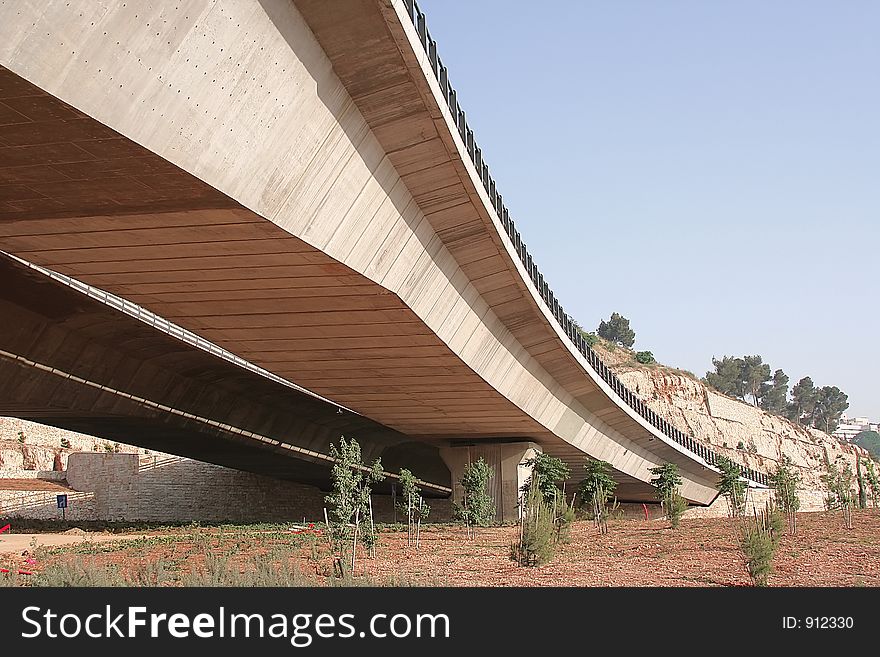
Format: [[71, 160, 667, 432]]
[[0, 254, 451, 495], [0, 0, 726, 504]]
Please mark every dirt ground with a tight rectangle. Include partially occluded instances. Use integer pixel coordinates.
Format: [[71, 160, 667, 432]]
[[0, 531, 151, 557], [2, 510, 878, 586], [0, 479, 71, 491]]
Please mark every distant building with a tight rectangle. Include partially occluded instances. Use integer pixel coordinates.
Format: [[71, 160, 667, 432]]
[[833, 414, 879, 442]]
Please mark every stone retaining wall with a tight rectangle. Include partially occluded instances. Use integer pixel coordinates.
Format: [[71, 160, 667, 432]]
[[1, 451, 452, 524]]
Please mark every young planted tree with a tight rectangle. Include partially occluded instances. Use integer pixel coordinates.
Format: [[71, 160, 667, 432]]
[[715, 456, 746, 517], [856, 456, 868, 510], [510, 480, 556, 567], [739, 502, 784, 587], [511, 470, 576, 567], [324, 436, 385, 575], [454, 457, 495, 539], [649, 463, 687, 528], [520, 453, 570, 506], [864, 460, 880, 509], [397, 468, 430, 548], [821, 461, 855, 530], [578, 458, 617, 534], [769, 456, 801, 534]]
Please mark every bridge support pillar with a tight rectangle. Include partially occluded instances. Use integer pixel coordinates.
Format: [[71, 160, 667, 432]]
[[440, 442, 541, 523]]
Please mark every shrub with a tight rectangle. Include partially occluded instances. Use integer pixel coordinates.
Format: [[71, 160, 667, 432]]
[[665, 491, 688, 528], [17, 431, 25, 444], [60, 438, 71, 449], [510, 483, 556, 567], [635, 350, 655, 365], [555, 496, 577, 544], [739, 507, 784, 587], [454, 458, 495, 537], [178, 548, 308, 587]]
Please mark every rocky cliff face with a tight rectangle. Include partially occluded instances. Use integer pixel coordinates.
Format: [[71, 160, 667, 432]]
[[0, 417, 143, 478], [596, 346, 875, 513]]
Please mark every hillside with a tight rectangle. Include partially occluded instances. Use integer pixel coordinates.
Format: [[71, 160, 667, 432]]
[[593, 340, 875, 514], [0, 417, 144, 478]]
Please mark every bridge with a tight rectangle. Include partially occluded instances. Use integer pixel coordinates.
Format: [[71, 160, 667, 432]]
[[0, 0, 766, 519]]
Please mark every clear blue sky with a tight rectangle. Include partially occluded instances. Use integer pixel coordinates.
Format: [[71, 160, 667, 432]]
[[418, 0, 879, 419]]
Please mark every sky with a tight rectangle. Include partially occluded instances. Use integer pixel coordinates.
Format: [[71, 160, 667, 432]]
[[418, 0, 879, 419]]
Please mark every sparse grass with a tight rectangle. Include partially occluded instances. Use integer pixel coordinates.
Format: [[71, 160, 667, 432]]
[[0, 571, 22, 587], [4, 512, 878, 587], [32, 559, 128, 587]]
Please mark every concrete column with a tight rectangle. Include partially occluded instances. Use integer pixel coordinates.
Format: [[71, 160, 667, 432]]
[[440, 442, 541, 523]]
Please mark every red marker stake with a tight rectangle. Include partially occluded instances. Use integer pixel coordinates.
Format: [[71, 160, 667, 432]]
[[0, 524, 10, 534]]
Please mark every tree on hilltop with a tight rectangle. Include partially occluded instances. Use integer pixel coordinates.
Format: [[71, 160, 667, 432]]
[[759, 369, 790, 415], [705, 354, 773, 404], [786, 377, 818, 425], [742, 355, 771, 407], [811, 386, 848, 434], [704, 356, 746, 399], [597, 312, 635, 348]]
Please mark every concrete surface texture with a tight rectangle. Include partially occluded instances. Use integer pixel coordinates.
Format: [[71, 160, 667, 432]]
[[0, 0, 750, 504], [0, 256, 453, 492]]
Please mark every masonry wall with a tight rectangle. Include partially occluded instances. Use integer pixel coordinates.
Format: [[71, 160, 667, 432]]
[[1, 451, 452, 524]]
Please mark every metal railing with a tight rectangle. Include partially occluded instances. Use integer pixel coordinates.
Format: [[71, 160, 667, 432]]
[[401, 0, 768, 487]]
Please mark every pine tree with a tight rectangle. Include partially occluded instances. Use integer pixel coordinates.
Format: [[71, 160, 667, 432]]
[[596, 312, 635, 348]]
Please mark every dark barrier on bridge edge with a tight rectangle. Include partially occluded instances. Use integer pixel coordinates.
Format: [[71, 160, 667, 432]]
[[0, 586, 868, 654], [401, 0, 767, 487]]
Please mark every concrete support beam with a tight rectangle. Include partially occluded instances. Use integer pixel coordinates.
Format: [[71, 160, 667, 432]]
[[440, 442, 540, 523]]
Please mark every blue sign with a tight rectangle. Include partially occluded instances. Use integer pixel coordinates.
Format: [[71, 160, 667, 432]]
[[56, 494, 68, 509]]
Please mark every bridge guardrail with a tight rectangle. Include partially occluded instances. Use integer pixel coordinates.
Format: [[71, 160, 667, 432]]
[[402, 0, 768, 487]]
